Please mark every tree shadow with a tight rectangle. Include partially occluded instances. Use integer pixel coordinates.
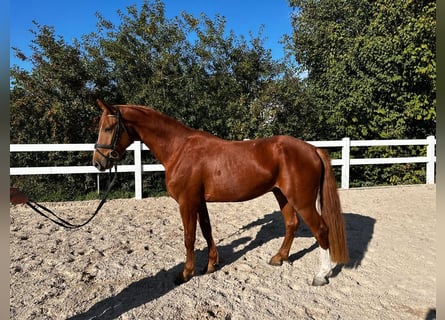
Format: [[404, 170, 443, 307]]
[[67, 211, 375, 319]]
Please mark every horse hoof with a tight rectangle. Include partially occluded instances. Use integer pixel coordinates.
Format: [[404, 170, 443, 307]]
[[201, 263, 219, 275], [269, 256, 284, 266], [174, 272, 192, 285], [312, 276, 329, 286]]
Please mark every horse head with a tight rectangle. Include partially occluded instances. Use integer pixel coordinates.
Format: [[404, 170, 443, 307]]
[[92, 99, 133, 171]]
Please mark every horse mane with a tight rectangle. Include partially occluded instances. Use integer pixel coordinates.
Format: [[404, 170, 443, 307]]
[[117, 104, 194, 132]]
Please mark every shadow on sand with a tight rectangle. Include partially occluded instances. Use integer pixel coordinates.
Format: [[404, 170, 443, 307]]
[[68, 211, 375, 319]]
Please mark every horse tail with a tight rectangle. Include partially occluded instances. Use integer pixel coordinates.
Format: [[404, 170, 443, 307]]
[[316, 148, 349, 264]]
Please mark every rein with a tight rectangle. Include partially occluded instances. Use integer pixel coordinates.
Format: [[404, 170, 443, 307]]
[[23, 105, 126, 229], [25, 165, 118, 229]]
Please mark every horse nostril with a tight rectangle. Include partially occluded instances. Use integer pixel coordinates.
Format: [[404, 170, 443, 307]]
[[93, 160, 101, 170]]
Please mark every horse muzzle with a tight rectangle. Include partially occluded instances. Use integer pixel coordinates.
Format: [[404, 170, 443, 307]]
[[93, 157, 112, 171], [93, 150, 114, 171]]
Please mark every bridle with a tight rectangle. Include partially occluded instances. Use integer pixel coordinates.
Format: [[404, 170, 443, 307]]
[[94, 106, 128, 162]]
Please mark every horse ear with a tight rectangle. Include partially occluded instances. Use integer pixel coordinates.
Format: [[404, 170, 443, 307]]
[[96, 99, 114, 114]]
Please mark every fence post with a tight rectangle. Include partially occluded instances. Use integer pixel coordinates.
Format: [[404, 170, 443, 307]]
[[134, 141, 143, 199], [426, 135, 436, 184], [341, 137, 350, 189]]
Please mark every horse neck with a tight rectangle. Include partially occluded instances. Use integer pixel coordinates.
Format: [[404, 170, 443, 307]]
[[121, 106, 193, 165]]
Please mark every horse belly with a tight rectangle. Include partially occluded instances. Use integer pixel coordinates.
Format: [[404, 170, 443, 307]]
[[203, 165, 276, 202]]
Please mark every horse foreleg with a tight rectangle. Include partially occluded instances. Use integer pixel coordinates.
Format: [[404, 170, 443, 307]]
[[270, 189, 299, 266], [198, 202, 219, 274], [175, 202, 198, 285]]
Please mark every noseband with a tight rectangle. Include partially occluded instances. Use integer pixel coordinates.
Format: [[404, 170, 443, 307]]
[[94, 107, 128, 161]]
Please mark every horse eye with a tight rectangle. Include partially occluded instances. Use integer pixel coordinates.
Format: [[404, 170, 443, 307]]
[[104, 127, 113, 133]]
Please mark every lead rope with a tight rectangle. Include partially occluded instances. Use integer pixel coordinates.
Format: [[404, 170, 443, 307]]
[[25, 165, 118, 229]]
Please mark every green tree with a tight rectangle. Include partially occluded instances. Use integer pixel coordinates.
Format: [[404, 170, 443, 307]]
[[11, 0, 304, 199], [288, 0, 435, 186], [10, 22, 100, 200], [11, 22, 95, 144], [289, 0, 436, 140], [83, 0, 287, 140]]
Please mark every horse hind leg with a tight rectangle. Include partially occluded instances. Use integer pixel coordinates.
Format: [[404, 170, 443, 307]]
[[298, 205, 333, 286], [312, 247, 334, 286], [197, 201, 219, 274], [269, 189, 299, 266]]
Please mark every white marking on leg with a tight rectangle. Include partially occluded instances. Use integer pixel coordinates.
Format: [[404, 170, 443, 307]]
[[319, 247, 333, 277], [316, 192, 322, 215], [312, 247, 334, 286], [312, 189, 333, 285]]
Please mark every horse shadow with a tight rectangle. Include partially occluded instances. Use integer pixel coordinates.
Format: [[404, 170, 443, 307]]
[[67, 211, 375, 319]]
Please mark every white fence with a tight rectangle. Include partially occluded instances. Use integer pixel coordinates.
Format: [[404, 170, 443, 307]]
[[10, 136, 436, 199]]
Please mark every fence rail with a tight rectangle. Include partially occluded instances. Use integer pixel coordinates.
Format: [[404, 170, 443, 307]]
[[10, 136, 436, 199]]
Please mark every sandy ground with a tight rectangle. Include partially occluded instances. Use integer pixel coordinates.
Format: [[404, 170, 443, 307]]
[[10, 184, 436, 320]]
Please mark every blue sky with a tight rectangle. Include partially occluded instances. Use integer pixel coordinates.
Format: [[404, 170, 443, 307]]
[[10, 0, 295, 70]]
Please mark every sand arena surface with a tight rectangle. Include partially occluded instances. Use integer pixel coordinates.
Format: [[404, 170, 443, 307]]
[[10, 185, 435, 319]]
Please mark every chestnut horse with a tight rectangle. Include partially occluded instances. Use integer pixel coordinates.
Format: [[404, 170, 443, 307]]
[[92, 99, 348, 286]]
